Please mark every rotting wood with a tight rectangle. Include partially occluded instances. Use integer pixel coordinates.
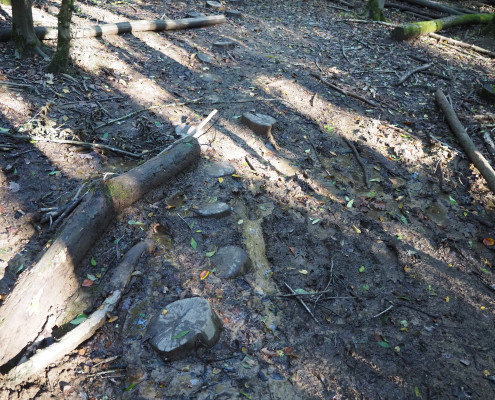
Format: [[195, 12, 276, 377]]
[[0, 15, 226, 42], [395, 63, 433, 85], [391, 13, 495, 41], [0, 138, 200, 368], [310, 72, 377, 107], [435, 89, 495, 194], [5, 239, 155, 386], [483, 132, 495, 163]]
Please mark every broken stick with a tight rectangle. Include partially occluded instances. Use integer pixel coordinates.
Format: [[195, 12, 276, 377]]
[[6, 239, 156, 386], [435, 89, 495, 194]]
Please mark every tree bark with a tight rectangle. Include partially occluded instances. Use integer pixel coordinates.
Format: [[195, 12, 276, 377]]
[[366, 0, 386, 21], [47, 0, 74, 72], [5, 239, 155, 386], [435, 89, 495, 194], [11, 0, 46, 57], [391, 13, 495, 40], [0, 138, 200, 368], [0, 15, 226, 42]]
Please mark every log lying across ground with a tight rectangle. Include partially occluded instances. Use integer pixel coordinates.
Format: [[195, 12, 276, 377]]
[[5, 239, 156, 387], [391, 13, 495, 40], [435, 89, 495, 194], [0, 138, 200, 368], [404, 0, 476, 15], [0, 15, 226, 42]]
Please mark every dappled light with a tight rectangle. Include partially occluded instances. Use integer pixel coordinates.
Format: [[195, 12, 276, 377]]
[[0, 0, 495, 398]]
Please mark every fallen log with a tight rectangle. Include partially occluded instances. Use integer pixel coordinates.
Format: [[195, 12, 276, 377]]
[[435, 89, 495, 194], [0, 138, 200, 368], [391, 13, 494, 40], [5, 238, 155, 386], [0, 15, 226, 42], [403, 0, 476, 15]]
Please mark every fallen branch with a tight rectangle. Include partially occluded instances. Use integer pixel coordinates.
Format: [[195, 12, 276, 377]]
[[344, 137, 370, 189], [0, 138, 200, 367], [391, 13, 495, 41], [94, 100, 201, 130], [435, 89, 495, 194], [395, 63, 433, 85], [6, 239, 155, 386], [0, 16, 226, 42], [1, 131, 144, 158], [310, 72, 377, 107], [403, 0, 476, 15], [428, 32, 495, 58], [386, 2, 443, 19], [284, 282, 319, 324], [483, 132, 495, 164]]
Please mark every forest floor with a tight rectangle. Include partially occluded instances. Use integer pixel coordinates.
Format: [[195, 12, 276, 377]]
[[1, 0, 495, 399]]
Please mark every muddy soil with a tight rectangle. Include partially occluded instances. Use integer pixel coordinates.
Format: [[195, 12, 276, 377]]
[[1, 0, 495, 399]]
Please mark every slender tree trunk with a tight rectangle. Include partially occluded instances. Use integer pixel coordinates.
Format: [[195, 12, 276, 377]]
[[11, 0, 47, 58], [47, 0, 74, 72]]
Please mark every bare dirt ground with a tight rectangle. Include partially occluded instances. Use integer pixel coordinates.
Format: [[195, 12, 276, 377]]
[[1, 0, 495, 399]]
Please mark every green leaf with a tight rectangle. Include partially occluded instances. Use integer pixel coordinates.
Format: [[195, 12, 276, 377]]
[[173, 330, 190, 339], [324, 124, 334, 133], [91, 257, 96, 266], [449, 196, 457, 205], [154, 121, 162, 127], [240, 390, 252, 399], [206, 250, 216, 257], [124, 382, 137, 392], [87, 274, 97, 281], [0, 127, 9, 133], [378, 341, 391, 348], [70, 313, 88, 325], [16, 264, 24, 274], [102, 132, 109, 139], [128, 220, 137, 225], [359, 265, 365, 273], [312, 218, 321, 225], [362, 284, 370, 291], [48, 171, 61, 176], [400, 215, 408, 225], [191, 238, 197, 250], [196, 230, 202, 233], [346, 199, 354, 208], [414, 386, 421, 398], [294, 288, 309, 294]]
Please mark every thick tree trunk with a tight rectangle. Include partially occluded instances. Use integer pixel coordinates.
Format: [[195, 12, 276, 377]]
[[11, 0, 45, 57], [366, 0, 386, 21], [0, 15, 226, 42], [391, 13, 495, 40], [0, 139, 200, 368], [47, 0, 74, 72]]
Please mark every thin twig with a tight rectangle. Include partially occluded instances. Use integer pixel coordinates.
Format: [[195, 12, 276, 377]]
[[2, 131, 143, 158], [395, 63, 433, 86], [373, 305, 393, 318], [94, 99, 201, 130], [310, 72, 377, 107], [344, 137, 370, 189], [305, 136, 333, 178], [341, 44, 351, 64], [284, 282, 319, 324]]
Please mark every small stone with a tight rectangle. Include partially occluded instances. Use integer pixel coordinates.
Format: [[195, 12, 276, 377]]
[[206, 1, 222, 8], [197, 53, 212, 63], [205, 162, 235, 177], [186, 11, 206, 18], [148, 297, 222, 360], [194, 202, 231, 218], [225, 10, 242, 18], [241, 113, 277, 137], [211, 245, 252, 278], [213, 40, 236, 50]]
